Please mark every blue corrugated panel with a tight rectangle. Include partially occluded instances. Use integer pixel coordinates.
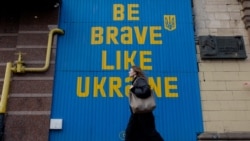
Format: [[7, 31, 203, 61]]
[[50, 0, 203, 141]]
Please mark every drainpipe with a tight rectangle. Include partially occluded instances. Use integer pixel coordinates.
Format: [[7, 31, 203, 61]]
[[0, 28, 64, 140]]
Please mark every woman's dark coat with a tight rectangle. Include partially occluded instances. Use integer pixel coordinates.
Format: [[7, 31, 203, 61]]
[[130, 77, 151, 99], [125, 77, 164, 141]]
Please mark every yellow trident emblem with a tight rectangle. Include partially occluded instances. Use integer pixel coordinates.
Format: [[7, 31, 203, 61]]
[[164, 15, 176, 31]]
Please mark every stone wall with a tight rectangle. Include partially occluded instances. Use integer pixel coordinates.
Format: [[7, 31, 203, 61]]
[[194, 0, 250, 139]]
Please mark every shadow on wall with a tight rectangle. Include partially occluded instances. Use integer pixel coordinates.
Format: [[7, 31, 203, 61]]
[[0, 0, 60, 11]]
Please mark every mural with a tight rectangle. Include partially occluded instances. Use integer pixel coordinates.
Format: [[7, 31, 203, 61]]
[[49, 0, 203, 140]]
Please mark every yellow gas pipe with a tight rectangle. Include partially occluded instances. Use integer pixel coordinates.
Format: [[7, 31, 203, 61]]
[[0, 28, 64, 113], [0, 63, 12, 113], [12, 28, 64, 73]]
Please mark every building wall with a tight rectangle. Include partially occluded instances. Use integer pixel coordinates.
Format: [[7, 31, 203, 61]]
[[194, 0, 250, 133], [0, 6, 59, 141], [1, 0, 250, 141]]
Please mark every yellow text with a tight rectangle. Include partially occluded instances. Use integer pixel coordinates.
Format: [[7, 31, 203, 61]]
[[77, 76, 178, 98], [102, 50, 152, 70], [113, 4, 139, 21], [91, 26, 162, 45]]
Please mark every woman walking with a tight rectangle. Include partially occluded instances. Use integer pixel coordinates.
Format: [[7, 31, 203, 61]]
[[125, 66, 164, 141]]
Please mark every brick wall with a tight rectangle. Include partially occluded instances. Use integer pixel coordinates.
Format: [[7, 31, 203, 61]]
[[193, 0, 250, 138], [0, 7, 59, 141]]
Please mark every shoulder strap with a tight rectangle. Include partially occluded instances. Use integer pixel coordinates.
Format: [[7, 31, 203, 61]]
[[133, 77, 141, 85]]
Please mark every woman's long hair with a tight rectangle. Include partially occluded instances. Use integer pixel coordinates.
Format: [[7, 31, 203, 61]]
[[131, 66, 146, 79]]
